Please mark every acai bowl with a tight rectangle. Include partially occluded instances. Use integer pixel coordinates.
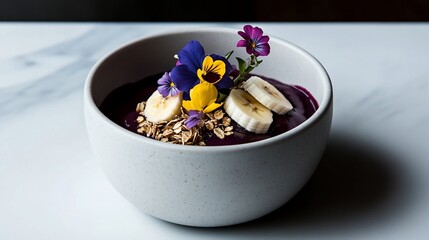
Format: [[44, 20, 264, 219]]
[[84, 25, 332, 227]]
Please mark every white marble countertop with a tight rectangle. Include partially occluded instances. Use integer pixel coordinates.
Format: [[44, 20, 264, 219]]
[[1, 23, 428, 239]]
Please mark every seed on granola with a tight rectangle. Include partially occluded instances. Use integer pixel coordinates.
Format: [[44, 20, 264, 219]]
[[224, 126, 233, 132], [158, 120, 168, 125], [161, 137, 169, 142], [214, 110, 224, 120], [173, 120, 184, 130], [163, 123, 174, 130], [173, 134, 181, 140], [136, 116, 145, 123], [136, 102, 146, 112], [151, 125, 157, 133], [188, 127, 195, 138], [206, 112, 215, 120], [225, 131, 234, 136], [205, 121, 214, 131], [162, 129, 174, 136], [197, 121, 204, 128], [182, 131, 192, 142], [192, 130, 199, 142], [198, 141, 206, 146], [168, 118, 180, 124], [213, 127, 225, 139], [173, 127, 182, 134], [155, 128, 161, 137], [146, 131, 151, 137], [155, 133, 163, 140], [222, 117, 231, 126]]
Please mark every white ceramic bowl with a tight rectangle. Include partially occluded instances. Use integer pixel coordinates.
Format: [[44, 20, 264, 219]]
[[84, 27, 332, 227]]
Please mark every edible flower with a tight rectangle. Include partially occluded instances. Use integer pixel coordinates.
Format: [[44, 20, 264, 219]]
[[237, 25, 270, 57], [182, 81, 223, 128], [197, 56, 226, 84], [171, 41, 233, 93], [233, 25, 271, 85], [157, 72, 181, 97], [184, 110, 203, 129]]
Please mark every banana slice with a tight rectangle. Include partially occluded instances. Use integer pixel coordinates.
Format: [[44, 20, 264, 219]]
[[224, 89, 273, 134], [144, 90, 182, 123], [242, 76, 293, 115]]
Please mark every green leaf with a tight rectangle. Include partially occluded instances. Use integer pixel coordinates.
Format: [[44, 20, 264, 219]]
[[236, 57, 247, 74], [224, 50, 234, 60], [217, 92, 228, 103]]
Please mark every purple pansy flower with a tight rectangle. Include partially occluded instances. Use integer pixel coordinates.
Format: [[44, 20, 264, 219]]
[[184, 110, 203, 129], [170, 41, 233, 94], [237, 25, 270, 57], [157, 72, 181, 98]]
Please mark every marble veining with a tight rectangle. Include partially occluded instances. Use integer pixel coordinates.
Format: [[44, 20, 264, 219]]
[[1, 23, 429, 240]]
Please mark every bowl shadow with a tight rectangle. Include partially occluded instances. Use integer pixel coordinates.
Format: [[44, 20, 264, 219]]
[[161, 131, 413, 238]]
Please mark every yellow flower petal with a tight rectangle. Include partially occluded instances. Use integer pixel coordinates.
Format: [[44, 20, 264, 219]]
[[193, 82, 218, 107], [202, 55, 214, 71], [209, 60, 226, 76], [183, 82, 219, 112], [182, 99, 200, 111], [197, 69, 204, 83], [203, 102, 223, 113]]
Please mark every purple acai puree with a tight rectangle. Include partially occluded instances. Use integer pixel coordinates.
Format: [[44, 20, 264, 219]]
[[100, 73, 318, 146]]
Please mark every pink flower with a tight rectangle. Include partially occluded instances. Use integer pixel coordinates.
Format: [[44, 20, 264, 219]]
[[237, 25, 270, 57]]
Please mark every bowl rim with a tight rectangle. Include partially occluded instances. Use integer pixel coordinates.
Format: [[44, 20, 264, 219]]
[[84, 26, 332, 153]]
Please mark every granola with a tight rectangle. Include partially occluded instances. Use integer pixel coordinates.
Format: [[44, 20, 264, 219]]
[[135, 101, 233, 145]]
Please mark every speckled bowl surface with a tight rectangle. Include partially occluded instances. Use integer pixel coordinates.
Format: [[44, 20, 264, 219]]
[[84, 27, 332, 227]]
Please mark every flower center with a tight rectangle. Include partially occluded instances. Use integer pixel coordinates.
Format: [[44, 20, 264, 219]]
[[202, 71, 221, 83], [170, 82, 175, 87], [251, 42, 256, 48]]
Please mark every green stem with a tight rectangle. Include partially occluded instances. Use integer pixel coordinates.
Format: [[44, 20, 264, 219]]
[[233, 67, 253, 85], [233, 55, 259, 86]]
